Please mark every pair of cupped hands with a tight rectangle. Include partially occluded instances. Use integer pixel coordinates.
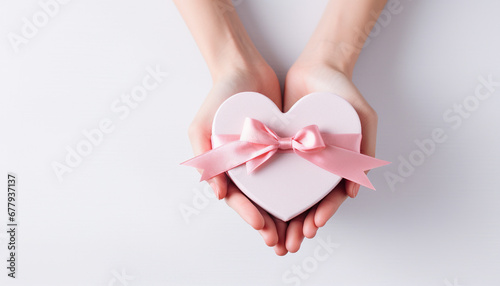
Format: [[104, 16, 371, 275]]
[[188, 52, 378, 256]]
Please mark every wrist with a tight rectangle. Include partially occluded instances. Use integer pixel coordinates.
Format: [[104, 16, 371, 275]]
[[297, 0, 388, 79], [299, 40, 359, 79], [197, 7, 266, 82], [208, 35, 268, 83]]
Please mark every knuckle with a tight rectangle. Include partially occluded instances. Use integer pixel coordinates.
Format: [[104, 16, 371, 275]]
[[365, 106, 378, 121], [358, 105, 378, 124]]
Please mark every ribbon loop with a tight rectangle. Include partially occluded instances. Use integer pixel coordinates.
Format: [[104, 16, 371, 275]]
[[292, 125, 325, 152]]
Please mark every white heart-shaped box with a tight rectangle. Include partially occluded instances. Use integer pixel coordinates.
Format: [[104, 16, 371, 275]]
[[212, 92, 361, 221]]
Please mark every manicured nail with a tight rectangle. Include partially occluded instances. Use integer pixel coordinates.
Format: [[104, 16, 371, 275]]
[[209, 182, 219, 199], [348, 184, 356, 198], [353, 184, 360, 198]]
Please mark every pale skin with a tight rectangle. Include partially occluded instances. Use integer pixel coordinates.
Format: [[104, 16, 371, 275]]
[[174, 0, 388, 255]]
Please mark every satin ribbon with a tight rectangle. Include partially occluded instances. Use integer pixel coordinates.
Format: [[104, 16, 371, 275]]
[[182, 118, 390, 190]]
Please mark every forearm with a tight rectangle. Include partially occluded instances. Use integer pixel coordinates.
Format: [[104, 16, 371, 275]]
[[304, 0, 388, 77], [173, 0, 264, 81]]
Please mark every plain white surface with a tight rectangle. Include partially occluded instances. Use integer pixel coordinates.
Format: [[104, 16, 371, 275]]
[[0, 0, 499, 285]]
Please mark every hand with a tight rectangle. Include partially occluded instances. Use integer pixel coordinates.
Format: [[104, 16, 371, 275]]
[[175, 0, 290, 254], [273, 0, 387, 254], [188, 60, 290, 252], [282, 58, 379, 245]]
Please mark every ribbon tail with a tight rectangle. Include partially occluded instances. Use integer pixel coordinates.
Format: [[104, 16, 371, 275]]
[[297, 145, 390, 190], [246, 149, 277, 173], [181, 141, 275, 181]]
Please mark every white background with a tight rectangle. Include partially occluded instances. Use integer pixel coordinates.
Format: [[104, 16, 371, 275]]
[[1, 0, 499, 285]]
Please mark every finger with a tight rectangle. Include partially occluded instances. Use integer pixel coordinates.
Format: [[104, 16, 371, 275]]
[[315, 185, 348, 228], [303, 206, 318, 239], [345, 180, 360, 198], [188, 122, 228, 199], [225, 184, 265, 230], [346, 168, 370, 198], [286, 213, 306, 253], [273, 218, 288, 256], [207, 175, 228, 200], [357, 107, 378, 158], [256, 207, 279, 247]]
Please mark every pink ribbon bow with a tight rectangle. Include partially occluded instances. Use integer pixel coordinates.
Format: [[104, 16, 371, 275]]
[[182, 118, 390, 189]]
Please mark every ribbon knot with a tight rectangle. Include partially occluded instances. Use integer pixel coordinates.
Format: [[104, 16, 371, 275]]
[[182, 118, 390, 190], [278, 137, 293, 151], [240, 118, 325, 153]]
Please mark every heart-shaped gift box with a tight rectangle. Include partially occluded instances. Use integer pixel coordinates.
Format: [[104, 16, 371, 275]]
[[184, 92, 388, 221]]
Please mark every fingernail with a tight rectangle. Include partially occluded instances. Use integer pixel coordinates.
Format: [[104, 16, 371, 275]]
[[209, 182, 219, 199], [353, 184, 360, 198]]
